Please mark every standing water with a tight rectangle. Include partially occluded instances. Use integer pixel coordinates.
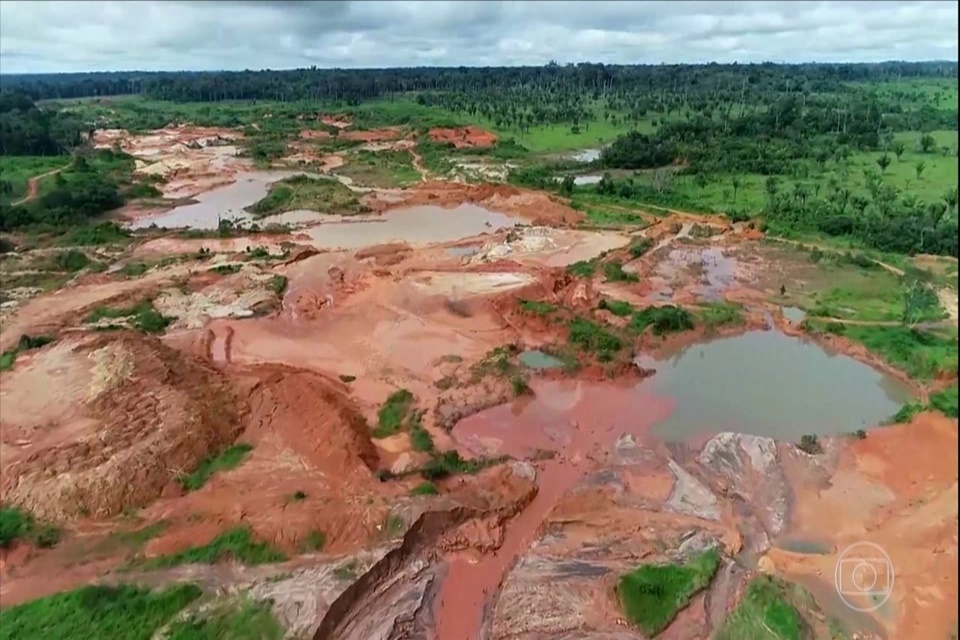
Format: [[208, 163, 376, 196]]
[[304, 203, 522, 250], [637, 330, 914, 442]]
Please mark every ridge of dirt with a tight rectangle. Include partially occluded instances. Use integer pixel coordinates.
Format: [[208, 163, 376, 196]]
[[0, 332, 244, 521]]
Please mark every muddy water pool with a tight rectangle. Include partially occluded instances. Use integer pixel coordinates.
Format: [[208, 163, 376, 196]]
[[127, 171, 318, 230], [518, 349, 565, 370], [569, 148, 601, 162], [636, 330, 914, 442], [303, 203, 522, 250]]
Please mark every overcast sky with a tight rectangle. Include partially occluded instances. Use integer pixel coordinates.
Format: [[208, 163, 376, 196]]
[[1, 1, 957, 74]]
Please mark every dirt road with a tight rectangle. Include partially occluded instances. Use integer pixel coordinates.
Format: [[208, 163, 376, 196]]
[[11, 164, 71, 206]]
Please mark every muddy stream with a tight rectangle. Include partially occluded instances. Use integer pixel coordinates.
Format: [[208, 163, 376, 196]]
[[436, 380, 674, 640]]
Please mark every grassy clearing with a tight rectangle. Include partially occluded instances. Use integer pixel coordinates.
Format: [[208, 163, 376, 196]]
[[178, 443, 254, 492], [714, 575, 807, 640], [0, 155, 71, 205], [333, 149, 421, 187], [0, 584, 203, 640], [0, 505, 61, 549], [0, 334, 56, 372], [135, 526, 286, 570], [246, 175, 367, 217], [617, 548, 721, 636], [167, 597, 284, 640], [372, 389, 415, 438]]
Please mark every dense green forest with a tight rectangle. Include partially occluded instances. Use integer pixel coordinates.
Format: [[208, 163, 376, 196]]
[[0, 61, 955, 103], [0, 62, 957, 257]]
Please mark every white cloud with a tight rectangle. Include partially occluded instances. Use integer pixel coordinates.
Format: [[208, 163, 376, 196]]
[[0, 0, 956, 73]]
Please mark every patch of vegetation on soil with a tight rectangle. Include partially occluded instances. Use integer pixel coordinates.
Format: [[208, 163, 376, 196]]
[[85, 299, 172, 334], [333, 149, 421, 188], [0, 334, 56, 372], [628, 305, 695, 336], [518, 299, 558, 316], [697, 301, 745, 327], [0, 584, 203, 640], [714, 575, 808, 640], [598, 298, 634, 317], [567, 317, 622, 354], [617, 548, 721, 636], [246, 174, 367, 217], [602, 260, 639, 283], [0, 505, 61, 549], [372, 389, 415, 438], [566, 259, 597, 277], [166, 596, 284, 640], [892, 384, 958, 422], [134, 526, 286, 569], [299, 529, 327, 553], [410, 481, 439, 496], [178, 443, 254, 492], [419, 450, 506, 481]]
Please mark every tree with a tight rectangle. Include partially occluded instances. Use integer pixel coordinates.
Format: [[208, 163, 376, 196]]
[[876, 154, 891, 174], [694, 172, 709, 192], [893, 141, 906, 161], [920, 133, 936, 153], [559, 175, 575, 196], [731, 175, 742, 205], [945, 187, 958, 216], [764, 175, 779, 209], [652, 168, 673, 194], [915, 160, 926, 179], [900, 279, 939, 328]]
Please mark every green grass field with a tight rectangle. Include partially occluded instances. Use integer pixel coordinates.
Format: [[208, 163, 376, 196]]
[[0, 155, 71, 205]]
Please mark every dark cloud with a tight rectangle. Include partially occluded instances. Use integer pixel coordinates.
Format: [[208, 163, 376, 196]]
[[0, 1, 956, 74]]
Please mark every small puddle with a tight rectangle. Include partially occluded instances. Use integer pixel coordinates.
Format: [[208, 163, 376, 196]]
[[437, 380, 673, 640], [574, 174, 602, 185], [637, 330, 914, 442], [128, 171, 317, 230], [304, 204, 522, 250], [775, 536, 834, 555], [569, 148, 601, 162], [518, 349, 564, 370], [656, 246, 739, 301], [782, 306, 807, 323]]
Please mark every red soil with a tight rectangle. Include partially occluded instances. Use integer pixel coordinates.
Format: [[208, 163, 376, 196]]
[[429, 126, 498, 149]]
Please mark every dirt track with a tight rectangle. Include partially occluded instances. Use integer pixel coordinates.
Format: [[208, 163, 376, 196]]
[[11, 164, 71, 206]]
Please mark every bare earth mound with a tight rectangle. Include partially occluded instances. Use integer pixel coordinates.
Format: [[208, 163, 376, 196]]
[[429, 126, 498, 149], [0, 333, 244, 521]]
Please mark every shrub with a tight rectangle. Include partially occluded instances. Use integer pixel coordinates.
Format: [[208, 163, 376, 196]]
[[797, 434, 823, 455]]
